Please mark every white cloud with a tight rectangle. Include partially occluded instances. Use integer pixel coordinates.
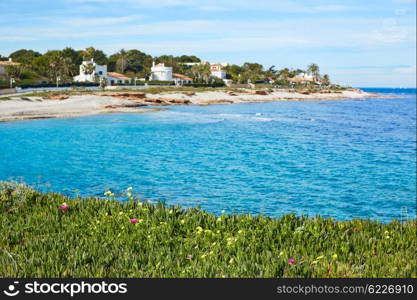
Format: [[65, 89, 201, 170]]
[[69, 0, 354, 13], [71, 0, 194, 8], [98, 36, 312, 55], [196, 5, 232, 12], [48, 15, 144, 27], [1, 16, 414, 51], [392, 66, 416, 73], [314, 5, 350, 12]]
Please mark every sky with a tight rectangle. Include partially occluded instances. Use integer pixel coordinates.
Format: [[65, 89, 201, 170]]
[[0, 0, 415, 87]]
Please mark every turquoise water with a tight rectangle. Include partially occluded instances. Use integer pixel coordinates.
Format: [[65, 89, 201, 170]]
[[0, 88, 415, 221]]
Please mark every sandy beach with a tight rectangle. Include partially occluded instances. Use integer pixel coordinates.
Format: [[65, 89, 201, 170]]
[[0, 89, 380, 122]]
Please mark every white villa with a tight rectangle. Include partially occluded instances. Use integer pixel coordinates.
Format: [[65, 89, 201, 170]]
[[288, 73, 320, 84], [150, 62, 193, 85], [73, 59, 107, 83], [73, 59, 131, 85], [150, 62, 173, 81], [210, 63, 227, 80]]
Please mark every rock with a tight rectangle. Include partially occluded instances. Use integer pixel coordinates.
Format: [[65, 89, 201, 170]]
[[104, 105, 116, 109], [123, 103, 148, 107], [47, 94, 69, 100], [143, 99, 170, 106], [168, 99, 191, 104], [101, 93, 146, 99], [201, 99, 234, 105], [145, 99, 162, 103], [255, 91, 268, 95]]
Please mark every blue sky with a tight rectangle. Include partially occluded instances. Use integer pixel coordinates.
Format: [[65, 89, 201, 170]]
[[1, 0, 415, 87]]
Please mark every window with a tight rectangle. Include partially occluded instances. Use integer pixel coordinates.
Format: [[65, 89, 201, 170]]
[[98, 71, 103, 75]]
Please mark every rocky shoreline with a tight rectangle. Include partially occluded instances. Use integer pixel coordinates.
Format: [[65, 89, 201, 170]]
[[0, 89, 383, 122]]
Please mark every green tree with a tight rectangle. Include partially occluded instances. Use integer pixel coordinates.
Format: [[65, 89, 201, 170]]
[[241, 62, 264, 83], [48, 51, 72, 83], [177, 55, 201, 63], [264, 65, 277, 78], [108, 49, 153, 76], [156, 55, 177, 69], [4, 65, 23, 81], [278, 68, 290, 79], [81, 47, 107, 65], [61, 47, 83, 77], [125, 49, 153, 74], [307, 63, 320, 81], [82, 62, 95, 75], [321, 74, 330, 86], [191, 63, 211, 83], [115, 49, 128, 73], [223, 64, 243, 82], [32, 50, 71, 83], [9, 49, 41, 66]]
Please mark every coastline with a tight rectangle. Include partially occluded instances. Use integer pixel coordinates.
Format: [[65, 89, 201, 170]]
[[0, 89, 382, 122]]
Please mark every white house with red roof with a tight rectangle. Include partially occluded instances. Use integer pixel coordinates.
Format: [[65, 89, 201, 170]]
[[73, 59, 107, 83], [73, 59, 131, 85], [107, 72, 131, 85], [173, 73, 193, 85]]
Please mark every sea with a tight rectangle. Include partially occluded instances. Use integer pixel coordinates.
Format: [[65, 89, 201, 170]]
[[0, 88, 415, 221]]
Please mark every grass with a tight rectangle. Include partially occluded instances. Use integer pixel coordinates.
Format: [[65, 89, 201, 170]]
[[1, 182, 415, 278], [17, 85, 351, 98], [20, 86, 233, 97]]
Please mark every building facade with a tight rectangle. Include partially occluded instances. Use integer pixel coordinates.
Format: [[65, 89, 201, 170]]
[[107, 72, 131, 85], [288, 73, 319, 85], [173, 73, 193, 85], [150, 62, 173, 81], [73, 59, 107, 83], [210, 63, 227, 80]]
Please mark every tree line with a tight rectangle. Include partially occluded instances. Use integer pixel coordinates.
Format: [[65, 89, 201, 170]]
[[0, 47, 331, 86]]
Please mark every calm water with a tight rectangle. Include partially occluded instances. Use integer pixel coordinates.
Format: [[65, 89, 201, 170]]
[[0, 88, 415, 221]]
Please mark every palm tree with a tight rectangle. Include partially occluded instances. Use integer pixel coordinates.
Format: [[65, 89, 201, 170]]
[[116, 49, 128, 74], [307, 63, 320, 82], [82, 47, 95, 61], [321, 74, 330, 86], [48, 52, 71, 83], [191, 63, 211, 83], [82, 62, 95, 75], [200, 63, 211, 83], [278, 68, 290, 79], [265, 65, 276, 78]]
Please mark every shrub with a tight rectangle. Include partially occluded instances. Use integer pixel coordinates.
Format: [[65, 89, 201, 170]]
[[18, 82, 99, 89], [0, 182, 415, 278], [183, 82, 225, 88]]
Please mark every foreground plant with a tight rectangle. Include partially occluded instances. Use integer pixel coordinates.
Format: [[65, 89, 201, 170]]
[[0, 182, 416, 278]]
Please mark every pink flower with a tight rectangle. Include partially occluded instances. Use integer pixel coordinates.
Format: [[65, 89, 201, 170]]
[[59, 203, 69, 211], [130, 218, 138, 224], [186, 254, 193, 260], [288, 258, 295, 265]]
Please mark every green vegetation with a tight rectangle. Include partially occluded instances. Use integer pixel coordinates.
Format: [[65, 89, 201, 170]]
[[1, 47, 339, 89], [16, 86, 228, 98], [0, 182, 415, 278]]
